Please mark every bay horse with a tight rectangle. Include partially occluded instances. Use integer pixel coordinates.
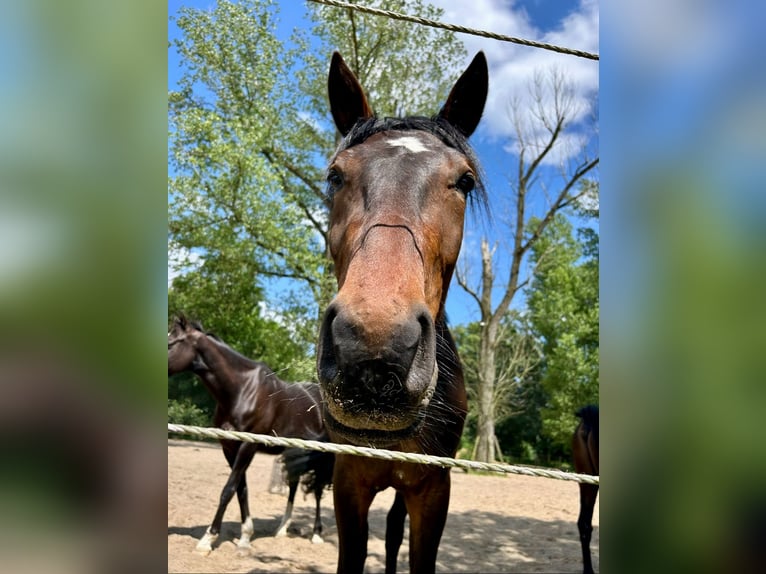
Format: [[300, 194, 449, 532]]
[[167, 316, 334, 554], [573, 404, 599, 574], [316, 52, 488, 573]]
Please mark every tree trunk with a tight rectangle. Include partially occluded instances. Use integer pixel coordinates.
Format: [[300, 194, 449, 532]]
[[474, 323, 498, 462]]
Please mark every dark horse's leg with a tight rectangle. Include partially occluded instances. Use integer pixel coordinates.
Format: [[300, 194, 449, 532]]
[[404, 469, 452, 574], [196, 441, 257, 555], [385, 491, 407, 574], [333, 455, 376, 574], [275, 479, 299, 538], [577, 483, 599, 574], [309, 451, 334, 544], [310, 481, 325, 544], [220, 440, 255, 551]]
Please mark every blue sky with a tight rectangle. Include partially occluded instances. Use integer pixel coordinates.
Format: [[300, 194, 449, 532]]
[[168, 0, 599, 326]]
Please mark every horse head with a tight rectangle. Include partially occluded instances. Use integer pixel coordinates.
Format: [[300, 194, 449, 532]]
[[167, 315, 205, 376], [317, 52, 488, 446]]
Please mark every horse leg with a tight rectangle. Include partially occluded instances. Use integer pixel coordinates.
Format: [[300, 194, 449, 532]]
[[196, 442, 257, 555], [385, 491, 408, 574], [334, 456, 376, 574], [404, 470, 451, 574], [310, 483, 325, 544], [577, 483, 599, 574], [234, 474, 255, 552], [275, 479, 298, 538], [221, 440, 254, 551]]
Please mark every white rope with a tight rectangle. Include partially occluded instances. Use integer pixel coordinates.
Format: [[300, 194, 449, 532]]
[[168, 423, 599, 485], [307, 0, 599, 61]]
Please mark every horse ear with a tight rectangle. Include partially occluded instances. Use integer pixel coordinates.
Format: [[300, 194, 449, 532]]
[[328, 51, 374, 136], [436, 52, 488, 138]]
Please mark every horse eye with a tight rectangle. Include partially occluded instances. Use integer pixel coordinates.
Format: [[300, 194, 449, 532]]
[[456, 173, 475, 194], [326, 168, 344, 192]]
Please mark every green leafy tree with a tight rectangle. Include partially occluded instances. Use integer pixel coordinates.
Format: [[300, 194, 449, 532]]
[[526, 191, 599, 455], [169, 0, 327, 314]]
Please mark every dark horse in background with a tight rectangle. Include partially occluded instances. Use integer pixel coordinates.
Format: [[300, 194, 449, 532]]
[[573, 404, 599, 574], [316, 52, 489, 573], [168, 316, 334, 554]]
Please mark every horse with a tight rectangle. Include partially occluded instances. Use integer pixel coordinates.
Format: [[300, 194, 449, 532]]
[[315, 51, 489, 574], [167, 316, 334, 554], [573, 404, 599, 574]]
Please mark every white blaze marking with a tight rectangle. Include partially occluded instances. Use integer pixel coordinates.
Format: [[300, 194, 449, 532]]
[[387, 136, 429, 153]]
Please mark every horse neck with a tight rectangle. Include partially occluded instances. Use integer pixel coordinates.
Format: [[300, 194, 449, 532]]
[[191, 335, 250, 405]]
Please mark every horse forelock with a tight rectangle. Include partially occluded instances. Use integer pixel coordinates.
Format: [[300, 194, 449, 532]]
[[333, 116, 488, 211]]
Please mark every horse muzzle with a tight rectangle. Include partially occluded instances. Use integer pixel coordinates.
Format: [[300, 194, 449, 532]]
[[316, 301, 438, 446]]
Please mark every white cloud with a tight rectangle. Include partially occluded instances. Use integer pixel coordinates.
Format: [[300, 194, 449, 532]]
[[430, 0, 599, 162]]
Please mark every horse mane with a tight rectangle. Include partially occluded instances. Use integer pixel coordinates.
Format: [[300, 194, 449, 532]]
[[335, 116, 488, 212]]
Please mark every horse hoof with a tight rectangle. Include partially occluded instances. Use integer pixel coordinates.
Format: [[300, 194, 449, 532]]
[[195, 529, 217, 555], [235, 546, 252, 557], [274, 527, 288, 538], [311, 534, 324, 544]]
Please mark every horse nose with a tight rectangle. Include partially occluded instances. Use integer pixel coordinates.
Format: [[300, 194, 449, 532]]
[[317, 302, 434, 409]]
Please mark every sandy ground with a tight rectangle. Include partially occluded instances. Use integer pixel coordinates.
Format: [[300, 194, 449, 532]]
[[168, 439, 599, 573]]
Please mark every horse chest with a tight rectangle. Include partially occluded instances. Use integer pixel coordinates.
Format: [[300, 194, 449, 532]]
[[367, 461, 433, 491]]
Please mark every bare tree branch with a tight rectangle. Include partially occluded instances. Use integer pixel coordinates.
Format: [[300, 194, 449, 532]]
[[455, 266, 482, 308]]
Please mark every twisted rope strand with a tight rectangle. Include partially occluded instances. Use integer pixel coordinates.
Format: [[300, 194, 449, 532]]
[[168, 423, 599, 485], [307, 0, 599, 61]]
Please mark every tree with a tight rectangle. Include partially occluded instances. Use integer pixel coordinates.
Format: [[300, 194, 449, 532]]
[[169, 0, 327, 314], [456, 69, 599, 462], [454, 311, 543, 462], [527, 196, 599, 454]]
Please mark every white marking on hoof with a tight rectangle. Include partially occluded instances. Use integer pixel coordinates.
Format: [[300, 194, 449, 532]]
[[235, 538, 251, 549], [274, 523, 289, 537], [239, 517, 254, 546], [311, 533, 324, 544], [194, 528, 217, 555]]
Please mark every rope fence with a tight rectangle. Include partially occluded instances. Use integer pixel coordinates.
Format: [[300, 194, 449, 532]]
[[307, 0, 599, 61], [168, 423, 599, 485]]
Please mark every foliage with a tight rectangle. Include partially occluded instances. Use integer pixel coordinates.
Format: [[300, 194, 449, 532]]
[[455, 313, 546, 464], [169, 0, 326, 305], [168, 397, 210, 427], [526, 190, 599, 456]]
